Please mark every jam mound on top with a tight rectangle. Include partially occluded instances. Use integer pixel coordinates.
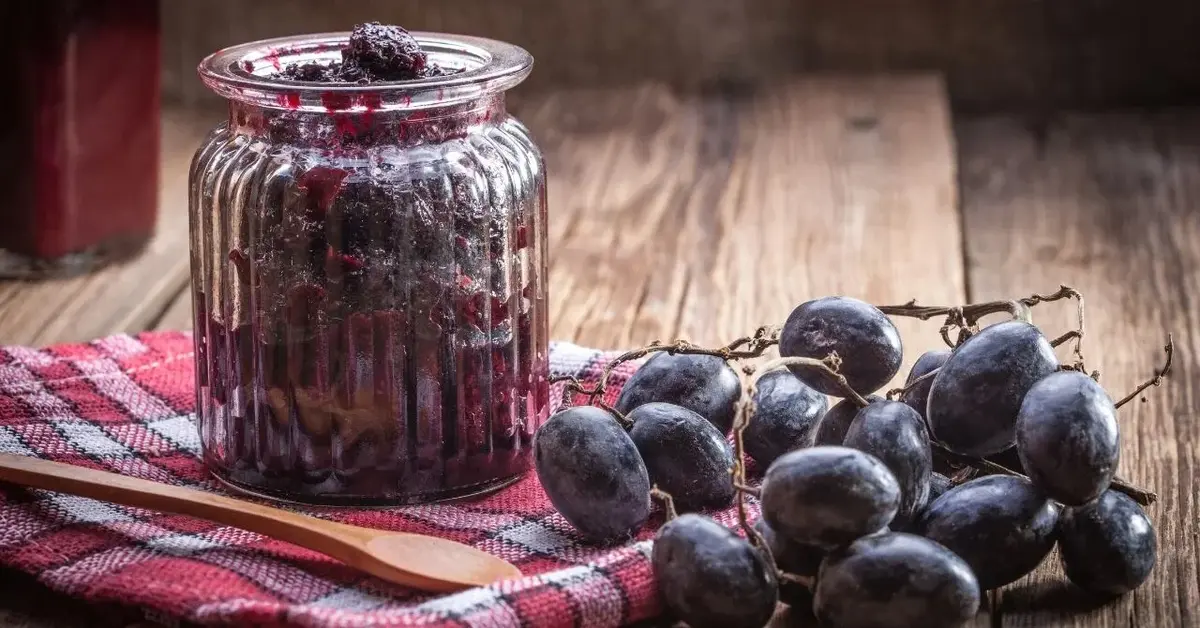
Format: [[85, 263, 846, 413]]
[[276, 22, 459, 83]]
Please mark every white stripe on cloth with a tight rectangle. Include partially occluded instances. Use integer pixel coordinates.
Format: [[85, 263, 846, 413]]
[[71, 357, 176, 421], [145, 415, 203, 454], [547, 342, 603, 378], [93, 335, 150, 360], [53, 420, 133, 457]]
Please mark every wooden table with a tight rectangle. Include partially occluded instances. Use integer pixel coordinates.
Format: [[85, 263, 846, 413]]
[[0, 75, 1195, 627]]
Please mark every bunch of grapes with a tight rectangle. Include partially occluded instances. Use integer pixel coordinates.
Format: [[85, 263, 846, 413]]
[[534, 287, 1170, 628]]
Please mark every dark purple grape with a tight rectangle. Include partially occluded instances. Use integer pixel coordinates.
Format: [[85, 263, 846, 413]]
[[754, 518, 825, 578], [761, 446, 900, 549], [1016, 370, 1120, 506], [779, 296, 903, 396], [927, 321, 1058, 456], [534, 406, 651, 543], [813, 395, 884, 446], [628, 402, 735, 512], [900, 349, 950, 422], [814, 532, 980, 628], [744, 369, 829, 467], [614, 352, 741, 434], [1058, 490, 1156, 596], [652, 514, 778, 628], [843, 400, 932, 528], [914, 474, 1058, 589]]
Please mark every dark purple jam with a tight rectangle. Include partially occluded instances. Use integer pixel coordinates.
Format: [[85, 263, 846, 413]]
[[192, 24, 548, 505], [277, 22, 459, 84]]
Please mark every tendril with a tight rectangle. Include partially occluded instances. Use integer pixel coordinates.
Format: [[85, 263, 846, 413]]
[[1114, 335, 1174, 410]]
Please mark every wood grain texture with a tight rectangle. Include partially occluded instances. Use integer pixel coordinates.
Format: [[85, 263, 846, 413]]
[[161, 0, 1200, 113], [0, 109, 214, 345], [958, 113, 1200, 627], [507, 78, 966, 400]]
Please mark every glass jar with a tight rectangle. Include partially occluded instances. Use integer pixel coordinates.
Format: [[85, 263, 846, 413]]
[[0, 0, 160, 277], [190, 32, 549, 506]]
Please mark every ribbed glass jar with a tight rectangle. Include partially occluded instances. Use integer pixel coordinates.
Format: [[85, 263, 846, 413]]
[[189, 32, 549, 505]]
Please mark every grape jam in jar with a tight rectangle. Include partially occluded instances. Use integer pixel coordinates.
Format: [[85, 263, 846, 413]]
[[190, 25, 549, 505]]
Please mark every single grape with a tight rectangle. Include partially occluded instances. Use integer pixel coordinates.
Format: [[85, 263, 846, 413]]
[[1016, 370, 1120, 506], [1058, 490, 1157, 596], [534, 406, 651, 543], [814, 532, 980, 628], [652, 514, 778, 628], [628, 402, 735, 512], [779, 296, 903, 396], [761, 446, 900, 549], [812, 395, 884, 446], [900, 349, 950, 422], [914, 474, 1058, 589], [614, 352, 741, 434], [745, 369, 829, 467], [843, 400, 932, 528], [926, 321, 1058, 456]]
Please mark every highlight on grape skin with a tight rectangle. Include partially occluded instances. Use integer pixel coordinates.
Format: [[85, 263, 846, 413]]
[[533, 287, 1169, 627]]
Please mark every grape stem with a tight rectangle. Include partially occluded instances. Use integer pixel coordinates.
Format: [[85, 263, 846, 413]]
[[885, 367, 940, 401], [934, 443, 1158, 506], [878, 285, 1086, 367], [1114, 334, 1174, 410], [548, 325, 780, 406], [651, 486, 679, 521]]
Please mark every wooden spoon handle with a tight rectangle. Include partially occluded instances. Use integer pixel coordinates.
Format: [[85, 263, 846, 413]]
[[0, 453, 512, 592], [0, 452, 345, 535]]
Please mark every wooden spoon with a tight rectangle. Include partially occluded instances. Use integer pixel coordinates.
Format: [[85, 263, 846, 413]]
[[0, 453, 521, 593]]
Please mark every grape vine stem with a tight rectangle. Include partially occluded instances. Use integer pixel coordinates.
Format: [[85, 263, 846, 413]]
[[1114, 335, 1174, 410], [877, 285, 1086, 367]]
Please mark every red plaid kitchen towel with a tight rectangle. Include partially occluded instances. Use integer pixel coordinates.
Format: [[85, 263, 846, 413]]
[[0, 332, 761, 627]]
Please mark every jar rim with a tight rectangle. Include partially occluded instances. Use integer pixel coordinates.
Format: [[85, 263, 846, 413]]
[[198, 31, 533, 111]]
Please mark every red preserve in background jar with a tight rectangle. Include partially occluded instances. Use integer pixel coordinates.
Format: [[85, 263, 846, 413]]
[[0, 0, 160, 277]]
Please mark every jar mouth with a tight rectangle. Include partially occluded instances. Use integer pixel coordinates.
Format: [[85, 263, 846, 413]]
[[198, 31, 533, 112]]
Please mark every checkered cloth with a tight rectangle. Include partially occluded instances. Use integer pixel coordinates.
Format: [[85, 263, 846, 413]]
[[0, 332, 761, 627]]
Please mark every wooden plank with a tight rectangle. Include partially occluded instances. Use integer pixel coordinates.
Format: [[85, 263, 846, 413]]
[[958, 113, 1200, 627], [0, 108, 217, 346], [513, 77, 967, 394], [674, 76, 967, 384]]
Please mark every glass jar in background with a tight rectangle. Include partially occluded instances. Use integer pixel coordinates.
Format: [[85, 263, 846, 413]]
[[190, 32, 549, 505], [0, 0, 160, 277]]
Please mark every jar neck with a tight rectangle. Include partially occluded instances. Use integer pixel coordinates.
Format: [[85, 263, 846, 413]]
[[227, 93, 507, 148]]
